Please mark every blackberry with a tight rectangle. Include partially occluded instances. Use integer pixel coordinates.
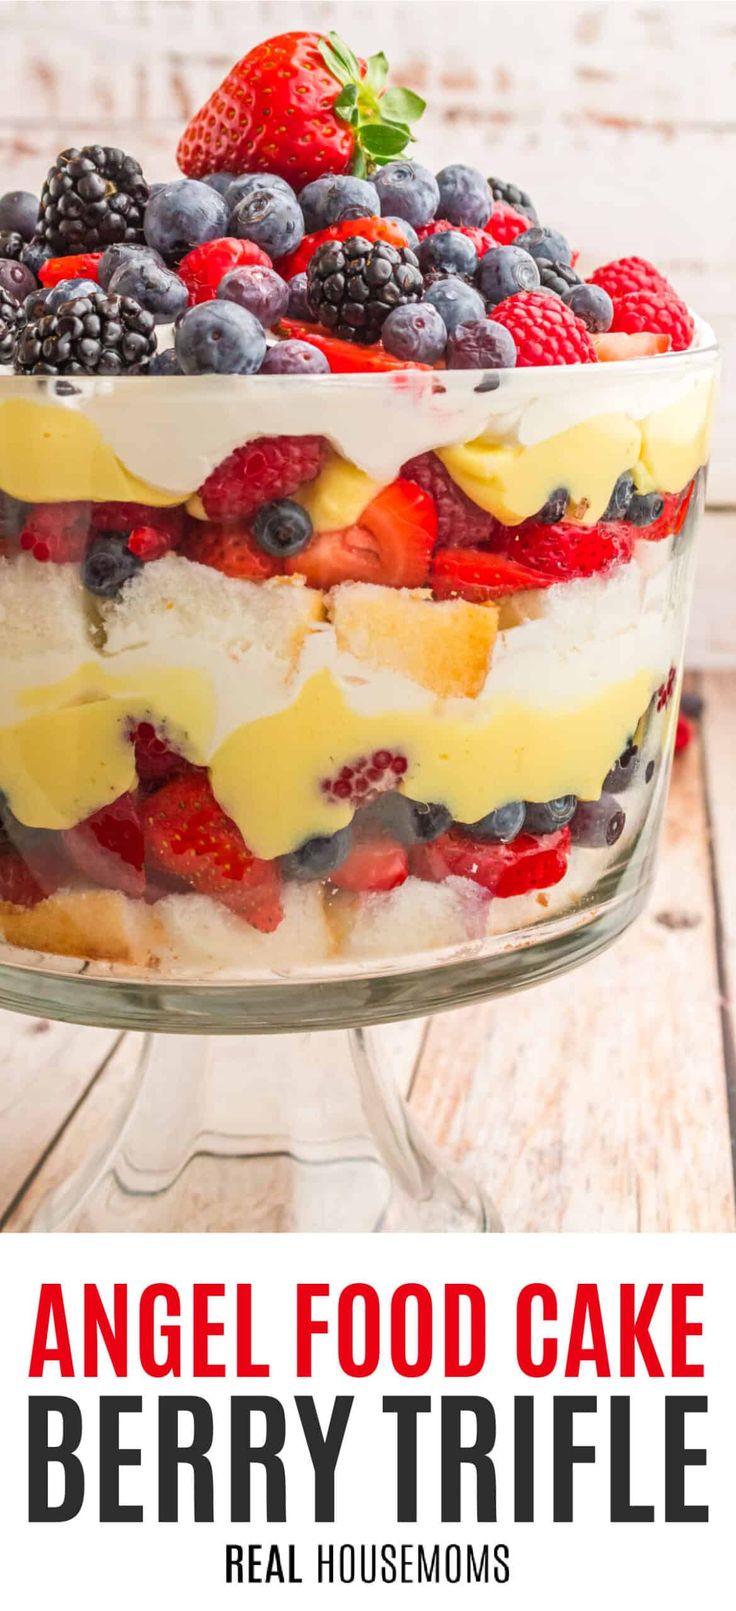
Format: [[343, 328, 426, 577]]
[[0, 286, 24, 363], [15, 291, 157, 375], [36, 146, 150, 256], [0, 231, 26, 262], [307, 235, 423, 345], [488, 176, 538, 224], [538, 260, 582, 297]]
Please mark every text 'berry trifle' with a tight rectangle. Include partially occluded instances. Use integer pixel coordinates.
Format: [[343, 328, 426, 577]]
[[0, 27, 718, 983]]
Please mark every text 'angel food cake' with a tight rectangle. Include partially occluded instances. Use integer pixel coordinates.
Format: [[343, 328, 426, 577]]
[[0, 26, 717, 977]]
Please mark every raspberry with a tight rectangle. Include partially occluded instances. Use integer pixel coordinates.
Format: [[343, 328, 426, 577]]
[[402, 451, 506, 548], [588, 255, 671, 302], [511, 519, 632, 580], [182, 523, 282, 581], [199, 434, 328, 522], [484, 201, 530, 246], [20, 502, 90, 563], [656, 666, 677, 712], [178, 237, 272, 305], [91, 502, 184, 540], [131, 722, 202, 790], [491, 291, 597, 366], [415, 219, 495, 258], [609, 289, 694, 353], [321, 750, 408, 807]]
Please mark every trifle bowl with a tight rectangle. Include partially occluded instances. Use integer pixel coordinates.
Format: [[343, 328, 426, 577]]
[[0, 24, 719, 1231]]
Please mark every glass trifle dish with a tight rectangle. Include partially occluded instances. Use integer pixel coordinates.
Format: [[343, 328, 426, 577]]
[[0, 27, 719, 1230]]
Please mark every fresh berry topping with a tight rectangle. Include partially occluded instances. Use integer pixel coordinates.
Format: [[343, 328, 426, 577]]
[[199, 433, 328, 522], [231, 186, 305, 261], [143, 773, 283, 930], [587, 255, 671, 302], [286, 272, 311, 320], [435, 164, 492, 229], [177, 237, 272, 305], [320, 749, 409, 807], [446, 318, 517, 370], [656, 666, 677, 711], [287, 479, 436, 589], [0, 286, 24, 364], [177, 30, 424, 190], [330, 837, 409, 893], [483, 201, 532, 246], [63, 792, 145, 898], [488, 177, 538, 224], [217, 264, 289, 327], [306, 236, 423, 344], [174, 300, 267, 374], [523, 796, 578, 834], [562, 282, 613, 333], [261, 339, 331, 374], [182, 523, 282, 581], [0, 850, 49, 908], [0, 190, 40, 242], [143, 179, 228, 263], [0, 255, 35, 306], [411, 827, 571, 898], [609, 289, 694, 353], [252, 498, 313, 557], [107, 257, 188, 324], [35, 146, 149, 256], [82, 532, 143, 597], [416, 218, 495, 258], [19, 501, 90, 563], [225, 173, 297, 212], [515, 226, 572, 266], [15, 291, 157, 376], [570, 798, 626, 848], [97, 241, 166, 289], [511, 519, 632, 580], [430, 546, 555, 602], [299, 175, 381, 232], [462, 801, 527, 843], [592, 331, 671, 361], [491, 290, 597, 365], [276, 319, 432, 372], [372, 162, 439, 229], [402, 452, 506, 548], [38, 251, 103, 287], [131, 722, 201, 789], [477, 244, 540, 304], [277, 215, 411, 280], [381, 302, 448, 364], [281, 825, 353, 881], [416, 228, 479, 284], [421, 277, 485, 334]]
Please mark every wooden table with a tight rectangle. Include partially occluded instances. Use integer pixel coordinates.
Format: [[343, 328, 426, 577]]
[[1, 665, 733, 1235]]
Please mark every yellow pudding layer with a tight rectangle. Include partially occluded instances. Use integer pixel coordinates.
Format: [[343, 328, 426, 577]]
[[0, 401, 183, 507], [439, 415, 642, 526], [632, 379, 715, 495], [0, 659, 652, 858]]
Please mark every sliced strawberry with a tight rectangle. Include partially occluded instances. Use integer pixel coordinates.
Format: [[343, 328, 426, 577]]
[[182, 522, 282, 581], [131, 722, 203, 791], [277, 216, 411, 280], [430, 547, 554, 602], [178, 237, 272, 305], [62, 792, 145, 899], [143, 773, 283, 931], [511, 520, 633, 580], [286, 479, 436, 589], [330, 838, 409, 893], [20, 502, 91, 563], [592, 331, 671, 361], [411, 827, 571, 898], [38, 252, 103, 288], [0, 850, 50, 908], [277, 319, 432, 373]]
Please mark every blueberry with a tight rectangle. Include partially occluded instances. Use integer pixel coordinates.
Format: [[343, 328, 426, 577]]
[[108, 259, 188, 324], [601, 472, 635, 522], [535, 487, 568, 523], [524, 796, 577, 834], [98, 241, 165, 290], [382, 303, 447, 363], [446, 318, 517, 370], [231, 188, 304, 260], [570, 798, 626, 848], [260, 340, 330, 374], [373, 162, 440, 229], [202, 172, 236, 198], [0, 490, 29, 540], [435, 164, 492, 229], [144, 179, 228, 263], [464, 801, 526, 843], [364, 794, 451, 845], [417, 229, 478, 281], [20, 240, 51, 278], [83, 533, 142, 599], [217, 265, 289, 328], [282, 825, 353, 881], [286, 272, 312, 321], [603, 741, 640, 794], [626, 491, 665, 527], [225, 173, 297, 213], [252, 498, 313, 556], [562, 282, 613, 333], [515, 226, 572, 266], [0, 257, 36, 304], [148, 348, 184, 375], [175, 300, 267, 375], [46, 276, 100, 310], [0, 190, 39, 242], [422, 278, 485, 335], [299, 175, 380, 232], [478, 244, 540, 304], [383, 216, 419, 250]]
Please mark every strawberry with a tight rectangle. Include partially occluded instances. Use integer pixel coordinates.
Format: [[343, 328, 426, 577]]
[[20, 502, 91, 563], [131, 723, 203, 791], [177, 30, 425, 189], [199, 434, 328, 523], [592, 331, 671, 361], [143, 774, 283, 931], [511, 519, 633, 580], [177, 238, 272, 305], [286, 479, 436, 589], [0, 850, 49, 908], [38, 252, 103, 288], [415, 220, 495, 257], [181, 523, 282, 581], [430, 548, 555, 602], [411, 827, 571, 898], [277, 320, 432, 373], [330, 837, 409, 893], [62, 792, 145, 899], [278, 216, 412, 280]]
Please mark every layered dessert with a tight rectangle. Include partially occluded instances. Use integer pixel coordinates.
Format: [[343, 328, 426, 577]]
[[0, 27, 717, 979]]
